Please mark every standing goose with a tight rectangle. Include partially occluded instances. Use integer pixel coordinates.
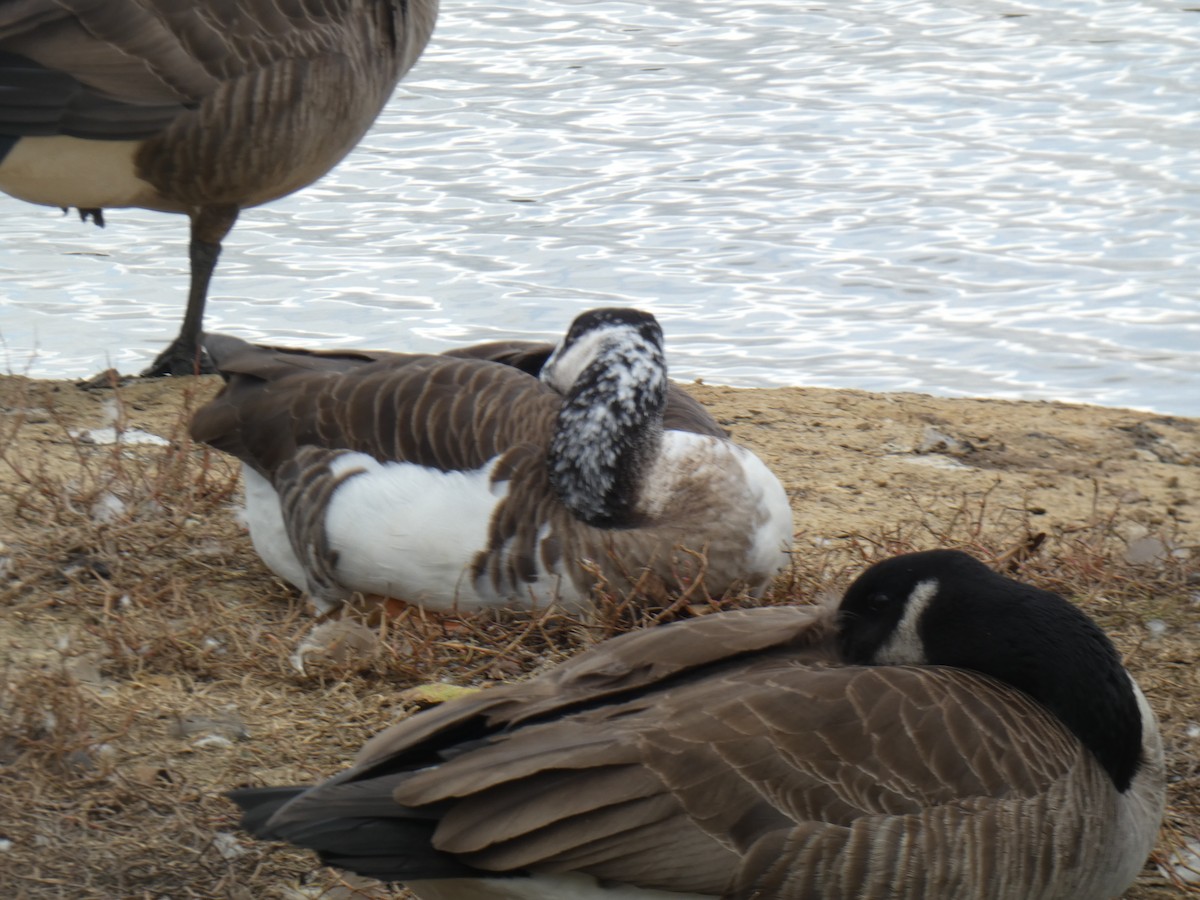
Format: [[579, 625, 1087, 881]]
[[0, 0, 437, 376], [229, 549, 1166, 900], [190, 307, 795, 619]]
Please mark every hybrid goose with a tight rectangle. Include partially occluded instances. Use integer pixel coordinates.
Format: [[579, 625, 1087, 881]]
[[190, 307, 794, 619], [0, 0, 437, 375], [230, 549, 1166, 900]]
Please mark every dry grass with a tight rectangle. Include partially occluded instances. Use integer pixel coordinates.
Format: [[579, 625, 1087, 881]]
[[0, 376, 1196, 899]]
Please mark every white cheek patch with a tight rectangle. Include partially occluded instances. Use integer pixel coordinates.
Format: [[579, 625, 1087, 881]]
[[875, 578, 938, 665], [541, 330, 602, 394]]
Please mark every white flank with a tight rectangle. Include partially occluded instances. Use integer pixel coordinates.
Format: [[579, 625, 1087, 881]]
[[638, 431, 793, 591], [729, 443, 795, 590], [243, 456, 591, 613], [322, 453, 585, 612], [241, 466, 311, 596], [406, 872, 716, 900], [0, 136, 170, 211]]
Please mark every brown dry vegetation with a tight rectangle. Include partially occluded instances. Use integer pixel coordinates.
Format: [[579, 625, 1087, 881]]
[[0, 372, 1197, 899]]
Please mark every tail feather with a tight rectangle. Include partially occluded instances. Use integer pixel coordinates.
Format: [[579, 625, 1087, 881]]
[[227, 785, 307, 837], [226, 783, 490, 882]]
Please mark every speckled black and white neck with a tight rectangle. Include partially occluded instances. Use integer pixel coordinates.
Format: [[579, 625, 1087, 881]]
[[541, 308, 669, 528]]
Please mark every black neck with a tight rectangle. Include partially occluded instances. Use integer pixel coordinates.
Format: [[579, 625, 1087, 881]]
[[927, 586, 1143, 792]]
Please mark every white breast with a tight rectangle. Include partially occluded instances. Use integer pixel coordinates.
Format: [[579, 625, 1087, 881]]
[[0, 135, 170, 211], [1100, 680, 1166, 896], [727, 441, 795, 589]]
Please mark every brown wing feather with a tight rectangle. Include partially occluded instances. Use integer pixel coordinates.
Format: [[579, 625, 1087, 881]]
[[350, 606, 835, 770], [0, 0, 422, 102], [261, 608, 832, 892], [273, 445, 364, 600], [261, 606, 1089, 896], [442, 340, 556, 379], [384, 666, 1081, 896], [191, 333, 561, 478], [0, 1, 217, 110]]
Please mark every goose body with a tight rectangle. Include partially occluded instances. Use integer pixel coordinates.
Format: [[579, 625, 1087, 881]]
[[191, 308, 794, 616], [0, 0, 437, 375], [229, 550, 1166, 900]]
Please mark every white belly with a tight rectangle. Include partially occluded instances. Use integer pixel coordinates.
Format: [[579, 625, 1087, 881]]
[[0, 135, 172, 211]]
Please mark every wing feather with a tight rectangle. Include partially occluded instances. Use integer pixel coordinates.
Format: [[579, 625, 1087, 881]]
[[192, 334, 560, 477], [243, 606, 1100, 896]]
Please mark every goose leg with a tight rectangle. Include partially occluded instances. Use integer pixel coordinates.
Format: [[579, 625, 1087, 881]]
[[141, 204, 239, 377]]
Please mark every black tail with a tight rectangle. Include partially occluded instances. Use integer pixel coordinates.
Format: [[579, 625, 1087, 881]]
[[226, 782, 495, 883], [227, 785, 308, 837]]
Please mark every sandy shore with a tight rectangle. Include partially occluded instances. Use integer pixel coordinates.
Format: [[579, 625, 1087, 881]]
[[0, 373, 1196, 898]]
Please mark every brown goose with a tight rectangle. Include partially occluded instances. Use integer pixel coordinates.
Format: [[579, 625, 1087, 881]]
[[229, 549, 1166, 899], [0, 0, 437, 376], [190, 307, 794, 619]]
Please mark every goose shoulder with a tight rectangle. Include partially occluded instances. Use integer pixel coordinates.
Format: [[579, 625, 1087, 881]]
[[231, 552, 1165, 900], [443, 338, 727, 439]]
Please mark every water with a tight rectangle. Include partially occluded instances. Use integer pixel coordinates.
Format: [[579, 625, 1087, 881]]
[[2, 0, 1198, 416]]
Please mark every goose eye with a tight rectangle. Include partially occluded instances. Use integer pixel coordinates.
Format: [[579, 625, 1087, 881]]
[[867, 592, 890, 611]]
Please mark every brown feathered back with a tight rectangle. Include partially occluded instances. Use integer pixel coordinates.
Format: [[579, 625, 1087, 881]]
[[193, 334, 560, 477], [239, 604, 1137, 898], [190, 331, 790, 611]]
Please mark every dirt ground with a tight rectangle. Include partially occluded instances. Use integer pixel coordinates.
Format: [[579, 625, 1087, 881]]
[[0, 371, 1197, 899]]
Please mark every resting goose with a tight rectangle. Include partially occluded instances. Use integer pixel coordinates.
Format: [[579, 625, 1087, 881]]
[[190, 307, 794, 618], [229, 549, 1165, 900], [0, 0, 437, 375]]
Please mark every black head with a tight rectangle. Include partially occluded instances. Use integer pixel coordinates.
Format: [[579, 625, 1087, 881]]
[[565, 306, 661, 342], [541, 307, 665, 396], [838, 549, 996, 665], [837, 549, 1145, 792]]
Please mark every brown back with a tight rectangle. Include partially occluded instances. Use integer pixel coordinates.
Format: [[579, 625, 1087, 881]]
[[260, 606, 1089, 897]]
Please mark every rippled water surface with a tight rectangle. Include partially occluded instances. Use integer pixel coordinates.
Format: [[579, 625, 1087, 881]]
[[2, 0, 1199, 415]]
